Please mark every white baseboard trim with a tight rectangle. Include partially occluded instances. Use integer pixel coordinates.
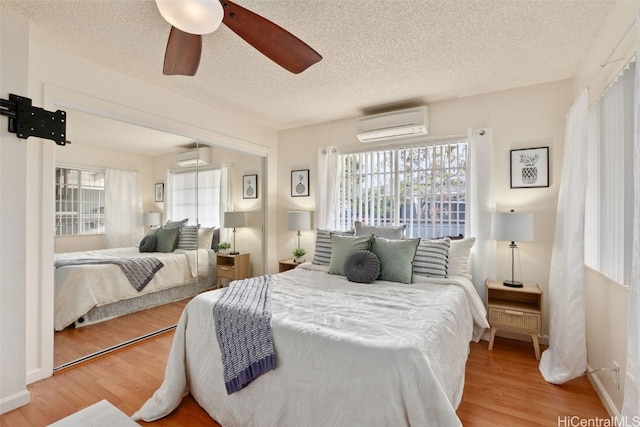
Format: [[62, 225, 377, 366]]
[[26, 368, 44, 385], [587, 363, 621, 418], [0, 389, 30, 415]]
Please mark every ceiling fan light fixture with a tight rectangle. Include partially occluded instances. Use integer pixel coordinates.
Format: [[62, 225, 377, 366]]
[[156, 0, 223, 35]]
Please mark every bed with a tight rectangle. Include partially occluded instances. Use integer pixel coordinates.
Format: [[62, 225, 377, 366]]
[[54, 246, 215, 331], [133, 233, 488, 426]]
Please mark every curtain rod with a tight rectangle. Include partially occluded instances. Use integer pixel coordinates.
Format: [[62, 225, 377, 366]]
[[587, 13, 638, 91], [599, 15, 638, 68]]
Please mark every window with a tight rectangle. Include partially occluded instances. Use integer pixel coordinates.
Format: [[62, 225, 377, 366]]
[[585, 62, 635, 286], [332, 139, 467, 238], [168, 169, 221, 227], [55, 167, 105, 235]]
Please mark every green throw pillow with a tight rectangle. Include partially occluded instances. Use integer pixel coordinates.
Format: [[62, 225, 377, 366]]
[[155, 227, 180, 253], [328, 234, 373, 276], [370, 235, 420, 284]]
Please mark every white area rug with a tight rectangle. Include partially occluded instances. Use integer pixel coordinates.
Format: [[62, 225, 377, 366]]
[[48, 399, 137, 427]]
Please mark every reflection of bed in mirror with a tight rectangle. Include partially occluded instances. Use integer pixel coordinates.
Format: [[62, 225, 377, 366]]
[[49, 102, 265, 374], [54, 243, 217, 331]]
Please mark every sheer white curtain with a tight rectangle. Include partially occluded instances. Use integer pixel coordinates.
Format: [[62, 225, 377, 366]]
[[465, 128, 496, 299], [164, 170, 174, 224], [105, 169, 142, 248], [315, 146, 339, 229], [197, 169, 221, 227], [166, 171, 198, 224], [165, 169, 223, 228], [539, 89, 589, 384], [622, 23, 640, 417], [219, 164, 232, 241], [585, 63, 635, 284]]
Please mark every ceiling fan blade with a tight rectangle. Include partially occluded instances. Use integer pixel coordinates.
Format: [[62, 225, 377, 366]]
[[163, 26, 202, 76], [220, 0, 322, 74]]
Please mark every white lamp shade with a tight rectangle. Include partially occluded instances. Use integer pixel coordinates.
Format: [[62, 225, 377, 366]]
[[287, 211, 311, 231], [155, 0, 223, 35], [224, 211, 247, 228], [491, 211, 534, 242], [143, 212, 162, 226]]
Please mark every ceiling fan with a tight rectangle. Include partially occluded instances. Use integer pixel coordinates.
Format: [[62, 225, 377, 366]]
[[155, 0, 322, 76]]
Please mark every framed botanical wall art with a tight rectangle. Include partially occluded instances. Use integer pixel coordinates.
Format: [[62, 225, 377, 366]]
[[243, 174, 258, 199], [510, 147, 549, 188], [154, 183, 164, 202], [291, 169, 310, 197]]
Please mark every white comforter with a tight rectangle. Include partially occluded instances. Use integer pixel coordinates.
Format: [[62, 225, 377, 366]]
[[133, 264, 489, 426], [54, 247, 210, 330]]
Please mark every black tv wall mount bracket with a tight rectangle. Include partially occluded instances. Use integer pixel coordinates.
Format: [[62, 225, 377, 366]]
[[1, 94, 67, 146]]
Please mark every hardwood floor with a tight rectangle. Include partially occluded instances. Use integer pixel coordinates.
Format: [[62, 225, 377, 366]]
[[54, 299, 189, 367], [458, 337, 608, 426], [1, 335, 608, 426]]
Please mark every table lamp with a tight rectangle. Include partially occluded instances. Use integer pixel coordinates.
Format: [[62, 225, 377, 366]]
[[490, 209, 534, 287], [223, 211, 247, 255], [287, 210, 311, 251], [143, 212, 161, 229]]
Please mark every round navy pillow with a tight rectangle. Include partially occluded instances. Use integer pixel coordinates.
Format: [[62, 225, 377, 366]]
[[344, 250, 380, 284], [139, 235, 156, 253]]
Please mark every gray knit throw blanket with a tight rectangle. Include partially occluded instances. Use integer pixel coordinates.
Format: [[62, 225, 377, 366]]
[[54, 257, 164, 292], [213, 274, 276, 394]]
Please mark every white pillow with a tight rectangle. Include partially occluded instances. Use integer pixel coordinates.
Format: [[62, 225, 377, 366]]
[[354, 221, 406, 239], [448, 237, 475, 279], [197, 227, 215, 249]]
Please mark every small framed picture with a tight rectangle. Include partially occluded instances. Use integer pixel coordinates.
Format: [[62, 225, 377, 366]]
[[243, 174, 258, 199], [291, 169, 310, 197], [510, 147, 549, 188], [154, 183, 164, 202]]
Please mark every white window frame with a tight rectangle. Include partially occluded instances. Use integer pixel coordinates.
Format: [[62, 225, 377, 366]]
[[332, 138, 468, 239], [55, 167, 105, 236]]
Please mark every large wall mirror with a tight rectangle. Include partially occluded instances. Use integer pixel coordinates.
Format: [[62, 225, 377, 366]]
[[53, 108, 265, 370]]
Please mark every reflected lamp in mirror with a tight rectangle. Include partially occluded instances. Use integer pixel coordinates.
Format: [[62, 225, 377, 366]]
[[224, 211, 247, 255], [143, 212, 162, 228], [287, 211, 311, 260], [490, 209, 534, 288]]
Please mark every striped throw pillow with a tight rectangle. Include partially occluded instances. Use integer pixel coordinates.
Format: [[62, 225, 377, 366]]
[[412, 237, 450, 278], [177, 225, 199, 250], [312, 228, 354, 266]]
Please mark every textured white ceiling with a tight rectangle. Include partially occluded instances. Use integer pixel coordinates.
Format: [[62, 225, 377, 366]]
[[3, 0, 616, 134]]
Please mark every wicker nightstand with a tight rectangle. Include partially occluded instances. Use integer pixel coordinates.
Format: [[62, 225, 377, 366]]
[[485, 279, 543, 359]]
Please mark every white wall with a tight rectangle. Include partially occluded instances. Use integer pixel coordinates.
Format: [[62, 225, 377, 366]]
[[573, 0, 640, 416], [0, 7, 31, 413], [585, 267, 630, 413], [277, 78, 573, 332]]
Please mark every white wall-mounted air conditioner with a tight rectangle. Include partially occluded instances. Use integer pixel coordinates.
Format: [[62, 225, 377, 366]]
[[356, 106, 429, 143], [176, 146, 211, 167]]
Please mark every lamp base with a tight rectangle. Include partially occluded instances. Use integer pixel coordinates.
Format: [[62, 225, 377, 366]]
[[229, 251, 239, 255], [503, 280, 523, 288]]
